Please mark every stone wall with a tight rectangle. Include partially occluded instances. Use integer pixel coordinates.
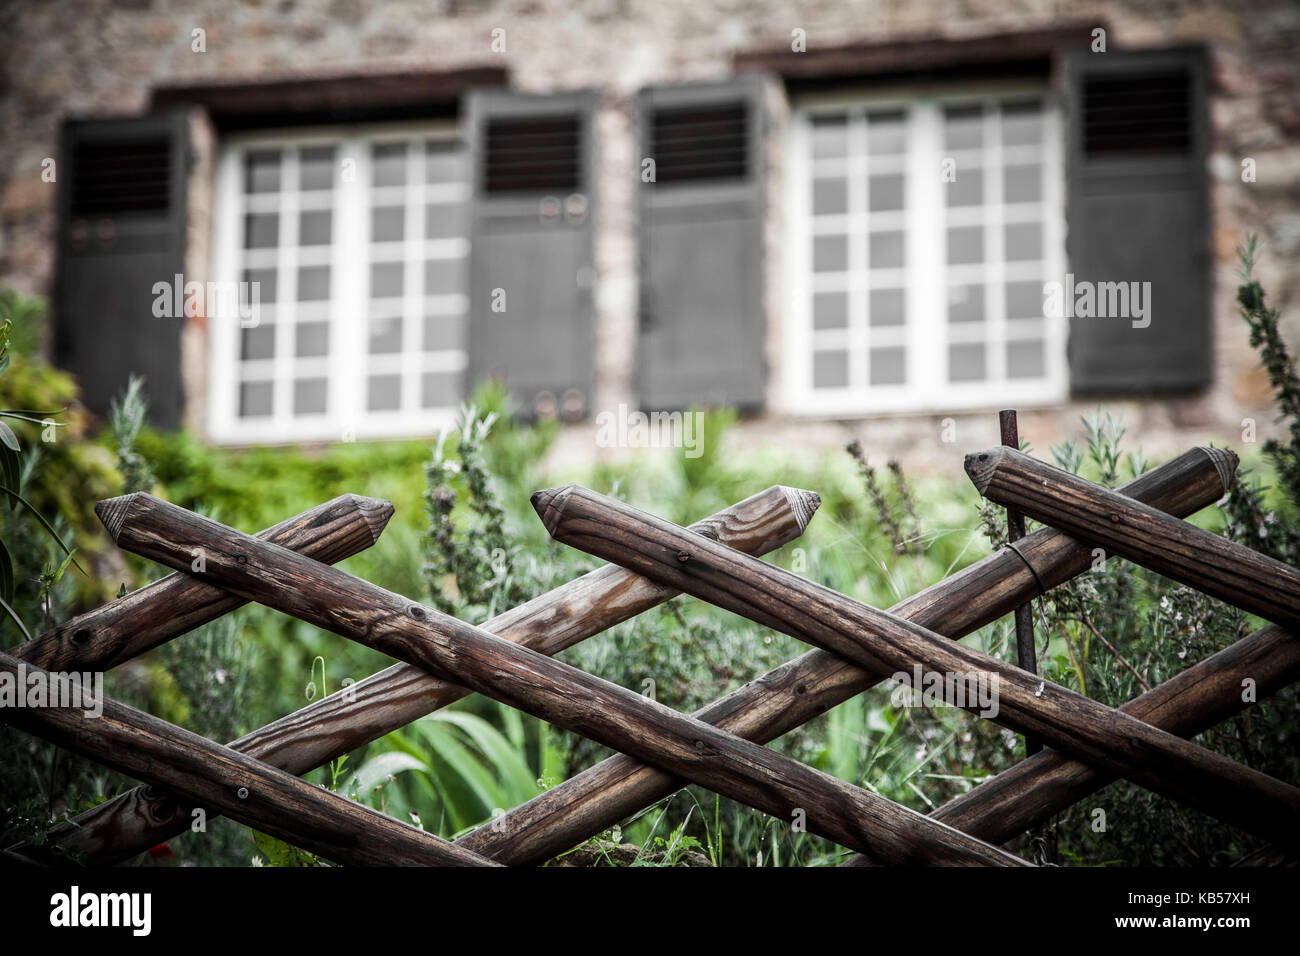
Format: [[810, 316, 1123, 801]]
[[1, 0, 1298, 470]]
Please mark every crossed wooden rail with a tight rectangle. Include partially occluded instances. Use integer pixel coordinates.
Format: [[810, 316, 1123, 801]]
[[3, 444, 1297, 866]]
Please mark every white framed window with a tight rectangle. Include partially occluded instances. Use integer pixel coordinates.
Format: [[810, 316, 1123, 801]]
[[208, 121, 470, 443], [784, 83, 1068, 416]]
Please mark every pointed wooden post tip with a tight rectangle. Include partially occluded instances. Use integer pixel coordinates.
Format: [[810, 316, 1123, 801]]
[[530, 485, 575, 536], [95, 492, 144, 543], [963, 446, 1008, 495], [346, 494, 396, 543], [777, 486, 822, 532]]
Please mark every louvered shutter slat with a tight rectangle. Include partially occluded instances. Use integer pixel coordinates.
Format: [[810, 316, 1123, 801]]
[[1065, 47, 1211, 394], [465, 89, 598, 420], [637, 76, 766, 411], [54, 110, 189, 428]]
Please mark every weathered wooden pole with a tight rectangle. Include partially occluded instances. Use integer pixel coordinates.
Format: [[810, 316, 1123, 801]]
[[454, 447, 1242, 864], [15, 486, 820, 866], [998, 410, 1040, 759], [909, 621, 1300, 850], [998, 410, 1049, 864], [96, 493, 1028, 866], [843, 622, 1300, 863], [966, 445, 1300, 630], [531, 483, 1300, 849], [0, 650, 497, 866], [17, 494, 393, 673]]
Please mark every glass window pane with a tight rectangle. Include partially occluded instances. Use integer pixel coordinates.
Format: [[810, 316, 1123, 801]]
[[1007, 339, 1046, 379], [293, 378, 327, 415], [370, 262, 404, 298], [1005, 222, 1041, 261], [948, 343, 986, 382], [1006, 280, 1044, 319], [240, 324, 274, 361], [947, 226, 983, 264], [372, 143, 407, 187], [425, 203, 466, 239], [813, 291, 848, 330], [867, 112, 905, 154], [371, 206, 405, 242], [945, 167, 983, 207], [299, 209, 332, 246], [243, 268, 276, 303], [298, 266, 330, 301], [944, 106, 983, 150], [810, 114, 848, 159], [295, 322, 329, 357], [869, 288, 905, 327], [244, 213, 278, 249], [948, 283, 984, 323], [813, 350, 848, 388], [368, 374, 401, 411], [244, 151, 281, 193], [424, 258, 462, 295], [813, 178, 848, 215], [422, 371, 461, 408], [369, 314, 402, 353], [1004, 163, 1041, 203], [870, 347, 905, 385], [423, 315, 465, 351], [425, 142, 464, 183], [1001, 102, 1042, 146], [869, 231, 904, 269], [299, 147, 336, 191], [813, 235, 848, 273], [239, 380, 273, 417], [868, 174, 904, 212]]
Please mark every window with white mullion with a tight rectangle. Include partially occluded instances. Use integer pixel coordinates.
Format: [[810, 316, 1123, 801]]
[[848, 110, 868, 394], [787, 85, 1065, 415], [1040, 103, 1068, 395], [862, 109, 908, 392], [987, 99, 1008, 386], [402, 140, 425, 415], [272, 148, 299, 428], [210, 122, 467, 444], [908, 101, 943, 403], [330, 138, 364, 439]]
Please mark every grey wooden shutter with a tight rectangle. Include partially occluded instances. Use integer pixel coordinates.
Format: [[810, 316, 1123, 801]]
[[636, 76, 766, 411], [1064, 46, 1210, 393], [464, 89, 597, 420], [54, 110, 189, 427]]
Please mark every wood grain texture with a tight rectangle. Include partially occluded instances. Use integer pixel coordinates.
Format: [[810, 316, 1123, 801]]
[[532, 481, 1300, 851], [966, 445, 1300, 630], [15, 487, 817, 866], [96, 492, 1029, 866], [455, 447, 1239, 864], [16, 494, 393, 673], [999, 409, 1040, 759], [866, 622, 1300, 861], [0, 650, 496, 867]]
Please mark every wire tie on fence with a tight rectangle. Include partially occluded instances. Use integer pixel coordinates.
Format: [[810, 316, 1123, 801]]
[[1005, 540, 1047, 597], [1197, 445, 1238, 496]]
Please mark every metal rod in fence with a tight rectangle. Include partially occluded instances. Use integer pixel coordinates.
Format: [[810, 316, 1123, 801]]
[[455, 447, 1240, 865], [891, 621, 1300, 856], [97, 492, 1027, 865], [965, 445, 1300, 631], [998, 410, 1041, 758]]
